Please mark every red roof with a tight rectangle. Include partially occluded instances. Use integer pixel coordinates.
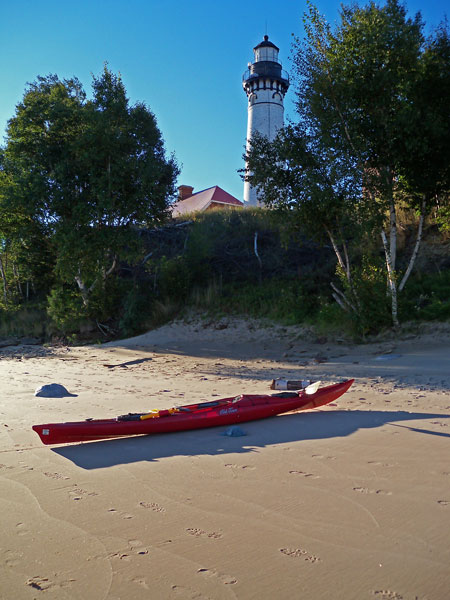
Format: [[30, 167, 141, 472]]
[[171, 186, 243, 216]]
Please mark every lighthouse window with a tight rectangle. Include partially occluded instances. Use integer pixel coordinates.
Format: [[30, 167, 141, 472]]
[[256, 47, 278, 62]]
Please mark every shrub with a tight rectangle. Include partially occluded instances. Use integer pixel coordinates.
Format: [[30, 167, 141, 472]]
[[47, 285, 87, 333]]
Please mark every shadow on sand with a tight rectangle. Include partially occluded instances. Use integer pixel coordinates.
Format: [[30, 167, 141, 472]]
[[53, 409, 450, 470]]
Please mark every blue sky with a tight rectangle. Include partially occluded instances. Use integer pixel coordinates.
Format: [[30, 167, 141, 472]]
[[1, 0, 448, 201]]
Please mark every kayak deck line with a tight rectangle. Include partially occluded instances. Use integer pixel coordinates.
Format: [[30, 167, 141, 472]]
[[118, 391, 302, 422], [32, 379, 354, 446]]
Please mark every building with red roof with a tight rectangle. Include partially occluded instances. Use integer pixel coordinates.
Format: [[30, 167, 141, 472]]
[[171, 185, 243, 217]]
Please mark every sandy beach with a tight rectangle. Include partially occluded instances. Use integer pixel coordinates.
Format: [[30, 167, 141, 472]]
[[1, 318, 449, 600]]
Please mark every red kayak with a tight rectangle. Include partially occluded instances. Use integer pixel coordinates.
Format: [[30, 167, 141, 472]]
[[32, 379, 353, 445]]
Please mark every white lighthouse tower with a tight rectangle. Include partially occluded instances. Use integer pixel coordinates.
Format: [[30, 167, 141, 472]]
[[242, 35, 289, 206]]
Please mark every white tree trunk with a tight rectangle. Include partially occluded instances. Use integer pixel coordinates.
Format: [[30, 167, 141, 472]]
[[399, 197, 426, 292], [389, 199, 397, 271], [381, 229, 399, 328], [325, 227, 348, 278], [74, 275, 91, 307], [75, 257, 117, 307], [325, 227, 359, 313], [330, 282, 357, 312]]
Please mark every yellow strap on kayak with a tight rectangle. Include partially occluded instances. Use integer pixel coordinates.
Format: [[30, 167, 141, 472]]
[[140, 409, 160, 420], [140, 407, 179, 420]]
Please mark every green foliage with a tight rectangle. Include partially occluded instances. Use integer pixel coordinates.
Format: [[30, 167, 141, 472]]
[[144, 210, 335, 328], [47, 274, 126, 334], [0, 155, 55, 308], [400, 270, 450, 321], [245, 1, 450, 328], [313, 301, 349, 334], [1, 66, 179, 328], [436, 202, 450, 234], [118, 282, 156, 337], [186, 277, 325, 325], [2, 8, 449, 341], [400, 23, 450, 202], [184, 209, 266, 284], [0, 306, 50, 339], [337, 257, 392, 336], [158, 256, 192, 301], [243, 126, 365, 245], [225, 280, 320, 324], [47, 285, 89, 333]]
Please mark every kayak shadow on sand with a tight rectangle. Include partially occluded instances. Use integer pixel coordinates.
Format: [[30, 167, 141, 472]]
[[52, 409, 450, 470]]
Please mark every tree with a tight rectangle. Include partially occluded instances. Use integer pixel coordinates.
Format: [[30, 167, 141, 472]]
[[245, 0, 450, 328], [399, 22, 450, 241], [1, 66, 179, 329], [0, 151, 54, 307], [243, 125, 367, 315]]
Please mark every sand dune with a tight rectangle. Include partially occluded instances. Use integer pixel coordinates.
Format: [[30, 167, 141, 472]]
[[1, 319, 449, 599]]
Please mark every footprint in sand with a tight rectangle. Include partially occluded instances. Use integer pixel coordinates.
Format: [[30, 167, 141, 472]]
[[107, 551, 131, 561], [437, 500, 449, 506], [139, 501, 166, 512], [186, 528, 222, 539], [4, 550, 23, 567], [353, 487, 392, 495], [130, 577, 150, 590], [224, 463, 255, 470], [26, 575, 76, 591], [68, 487, 99, 501], [280, 548, 321, 563], [16, 522, 29, 537], [128, 539, 149, 555], [372, 591, 404, 599], [289, 470, 320, 478], [197, 568, 237, 584], [44, 471, 70, 480], [69, 491, 83, 501], [311, 454, 336, 461], [108, 508, 134, 519], [26, 576, 52, 591]]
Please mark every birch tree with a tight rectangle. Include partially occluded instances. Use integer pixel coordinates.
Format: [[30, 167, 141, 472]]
[[245, 0, 449, 328]]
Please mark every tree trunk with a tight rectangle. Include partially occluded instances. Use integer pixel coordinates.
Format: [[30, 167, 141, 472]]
[[75, 257, 116, 307], [384, 167, 397, 272], [390, 199, 397, 271], [254, 232, 263, 284], [325, 227, 359, 313], [381, 229, 399, 328], [330, 282, 356, 312], [104, 256, 117, 279], [74, 275, 90, 307], [325, 227, 348, 278], [0, 256, 8, 305], [12, 263, 23, 299], [399, 197, 426, 292]]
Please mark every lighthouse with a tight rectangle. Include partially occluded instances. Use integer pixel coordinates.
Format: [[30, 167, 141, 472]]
[[242, 35, 289, 206]]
